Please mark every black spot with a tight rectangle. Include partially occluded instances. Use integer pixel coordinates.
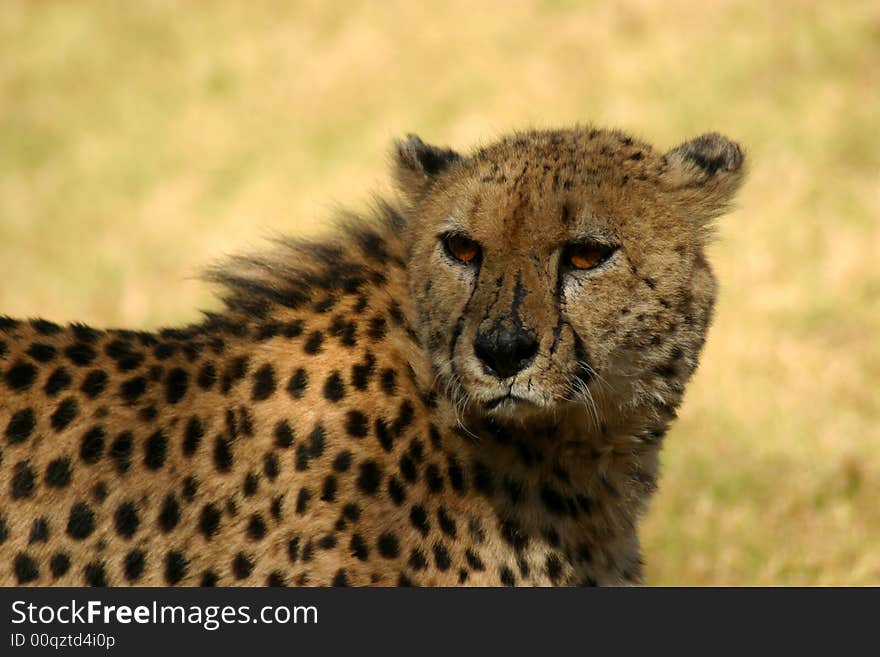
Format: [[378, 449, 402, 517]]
[[349, 533, 370, 561], [50, 552, 71, 579], [165, 551, 188, 585], [64, 343, 96, 367], [429, 424, 443, 450], [295, 487, 311, 515], [377, 532, 400, 558], [45, 457, 72, 487], [27, 342, 56, 362], [399, 453, 417, 482], [114, 501, 140, 538], [368, 315, 387, 341], [437, 507, 457, 537], [433, 542, 452, 571], [108, 432, 133, 474], [380, 368, 397, 394], [278, 320, 303, 338], [375, 418, 394, 452], [66, 502, 96, 540], [270, 495, 283, 519], [252, 364, 277, 401], [11, 461, 36, 499], [200, 570, 219, 587], [44, 367, 72, 396], [243, 472, 258, 496], [158, 494, 180, 532], [447, 456, 465, 492], [287, 368, 308, 398], [321, 475, 338, 502], [0, 513, 7, 544], [546, 554, 563, 581], [197, 362, 217, 390], [144, 431, 168, 470], [295, 444, 310, 471], [540, 485, 568, 515], [80, 426, 105, 464], [220, 356, 249, 394], [78, 369, 108, 399], [307, 425, 326, 458], [318, 533, 337, 549], [119, 376, 147, 404], [124, 549, 146, 582], [183, 417, 204, 457], [83, 562, 107, 587], [183, 342, 203, 362], [356, 460, 382, 495], [247, 514, 267, 541], [473, 461, 494, 495], [409, 505, 430, 536], [331, 569, 349, 587], [263, 452, 280, 480], [214, 436, 233, 471], [503, 477, 524, 505], [267, 571, 287, 587], [388, 476, 406, 505], [165, 368, 189, 404], [178, 476, 198, 502], [408, 549, 428, 571], [5, 408, 36, 444], [271, 420, 294, 448], [303, 331, 324, 354], [392, 400, 414, 436], [154, 343, 176, 360], [425, 463, 444, 492], [465, 549, 485, 571], [500, 566, 516, 586], [28, 518, 50, 544], [287, 537, 301, 563], [501, 519, 529, 551], [225, 408, 238, 439], [92, 481, 108, 503], [351, 352, 376, 390], [232, 553, 254, 579], [323, 372, 346, 402], [345, 410, 369, 438], [138, 406, 158, 422], [31, 318, 61, 335], [332, 450, 352, 472], [50, 397, 79, 432], [106, 339, 145, 371], [199, 503, 221, 539]]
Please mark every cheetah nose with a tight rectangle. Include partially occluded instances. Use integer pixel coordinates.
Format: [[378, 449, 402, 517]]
[[474, 328, 539, 379]]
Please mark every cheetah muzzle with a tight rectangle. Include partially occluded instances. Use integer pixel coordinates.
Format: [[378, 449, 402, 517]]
[[0, 126, 745, 587]]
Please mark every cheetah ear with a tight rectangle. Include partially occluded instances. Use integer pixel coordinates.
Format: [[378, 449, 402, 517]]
[[393, 134, 462, 200], [661, 132, 746, 223]]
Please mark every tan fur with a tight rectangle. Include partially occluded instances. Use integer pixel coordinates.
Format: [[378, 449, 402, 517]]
[[0, 126, 744, 586]]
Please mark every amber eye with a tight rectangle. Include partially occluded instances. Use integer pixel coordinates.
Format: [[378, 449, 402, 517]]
[[563, 242, 616, 271], [442, 233, 481, 265]]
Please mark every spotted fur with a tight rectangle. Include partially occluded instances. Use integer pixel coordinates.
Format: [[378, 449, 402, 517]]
[[0, 126, 744, 586]]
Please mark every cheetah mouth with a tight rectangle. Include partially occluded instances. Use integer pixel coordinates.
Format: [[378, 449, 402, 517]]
[[483, 394, 535, 411]]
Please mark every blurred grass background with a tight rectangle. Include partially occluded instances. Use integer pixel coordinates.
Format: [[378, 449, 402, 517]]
[[1, 0, 878, 585]]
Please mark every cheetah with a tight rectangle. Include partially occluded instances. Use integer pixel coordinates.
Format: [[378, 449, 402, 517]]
[[0, 126, 745, 586]]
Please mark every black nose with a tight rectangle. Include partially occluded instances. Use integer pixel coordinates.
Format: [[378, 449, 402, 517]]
[[474, 328, 539, 379]]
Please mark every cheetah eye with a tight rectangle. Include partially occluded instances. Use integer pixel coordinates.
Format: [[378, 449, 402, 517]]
[[562, 242, 617, 271], [442, 233, 481, 265]]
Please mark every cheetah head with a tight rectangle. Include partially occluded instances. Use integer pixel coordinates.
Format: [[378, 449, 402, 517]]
[[397, 127, 745, 426]]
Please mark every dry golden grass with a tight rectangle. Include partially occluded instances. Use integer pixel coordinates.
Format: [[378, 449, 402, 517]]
[[1, 0, 878, 585]]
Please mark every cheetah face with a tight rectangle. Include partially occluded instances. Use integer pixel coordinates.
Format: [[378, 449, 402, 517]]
[[397, 129, 745, 425]]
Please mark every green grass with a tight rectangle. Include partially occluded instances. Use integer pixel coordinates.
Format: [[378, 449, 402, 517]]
[[1, 0, 878, 585]]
